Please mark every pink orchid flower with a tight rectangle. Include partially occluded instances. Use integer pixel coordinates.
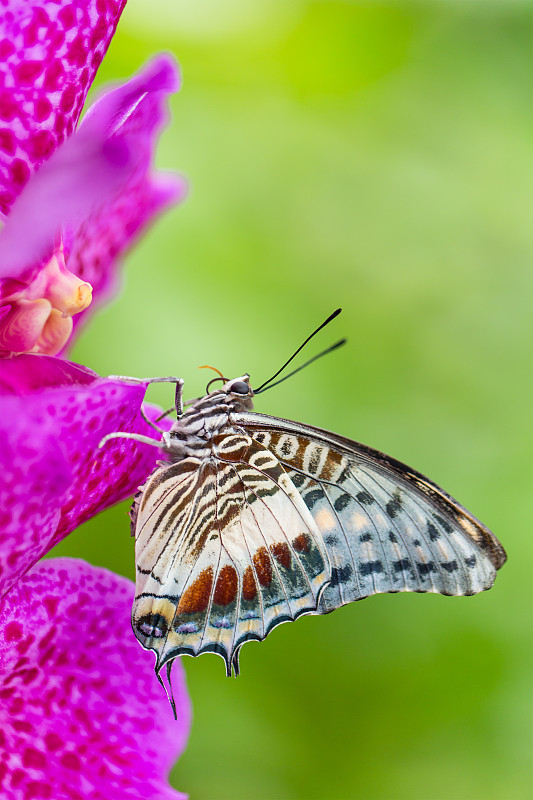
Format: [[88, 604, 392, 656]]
[[0, 2, 191, 797], [0, 558, 191, 800], [0, 1, 186, 356]]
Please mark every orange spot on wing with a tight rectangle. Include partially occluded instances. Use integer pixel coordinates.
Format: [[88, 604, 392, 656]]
[[253, 547, 272, 587], [320, 449, 343, 480], [242, 567, 257, 601], [292, 533, 310, 553], [271, 542, 291, 570], [177, 567, 213, 614], [214, 565, 238, 606]]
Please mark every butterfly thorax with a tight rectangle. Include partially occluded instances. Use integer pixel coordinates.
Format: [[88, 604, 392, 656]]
[[162, 375, 254, 461]]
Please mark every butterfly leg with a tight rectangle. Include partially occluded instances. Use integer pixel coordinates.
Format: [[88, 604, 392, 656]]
[[98, 431, 166, 450], [155, 394, 202, 422], [107, 375, 185, 425], [155, 405, 178, 422], [100, 376, 184, 447], [117, 377, 184, 416], [174, 378, 185, 417], [145, 381, 186, 428], [107, 374, 183, 387], [139, 405, 168, 435]]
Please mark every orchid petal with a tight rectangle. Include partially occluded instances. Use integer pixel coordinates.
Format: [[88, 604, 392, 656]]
[[0, 392, 72, 597], [0, 55, 182, 283], [0, 353, 96, 394], [0, 357, 173, 597], [67, 55, 186, 334], [0, 0, 127, 215], [0, 558, 190, 799]]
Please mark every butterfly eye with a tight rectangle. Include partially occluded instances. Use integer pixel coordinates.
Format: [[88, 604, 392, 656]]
[[228, 380, 249, 395], [137, 613, 168, 639]]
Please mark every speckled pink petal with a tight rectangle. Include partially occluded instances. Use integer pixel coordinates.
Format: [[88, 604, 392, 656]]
[[0, 353, 96, 394], [0, 0, 127, 215], [0, 55, 182, 285], [0, 392, 72, 598], [53, 385, 172, 544], [0, 356, 173, 596], [0, 558, 191, 800], [66, 55, 186, 331]]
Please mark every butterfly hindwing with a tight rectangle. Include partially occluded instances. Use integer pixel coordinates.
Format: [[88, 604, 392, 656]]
[[240, 414, 505, 615], [132, 433, 330, 674]]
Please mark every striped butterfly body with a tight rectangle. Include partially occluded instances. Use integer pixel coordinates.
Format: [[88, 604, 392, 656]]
[[126, 374, 506, 680]]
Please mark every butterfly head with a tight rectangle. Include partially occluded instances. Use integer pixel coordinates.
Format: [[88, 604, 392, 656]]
[[210, 374, 255, 411]]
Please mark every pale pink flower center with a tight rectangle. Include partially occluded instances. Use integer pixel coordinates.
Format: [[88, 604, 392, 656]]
[[0, 247, 92, 356]]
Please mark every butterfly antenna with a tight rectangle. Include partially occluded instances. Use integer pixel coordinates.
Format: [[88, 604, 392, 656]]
[[255, 338, 346, 394], [254, 308, 343, 393]]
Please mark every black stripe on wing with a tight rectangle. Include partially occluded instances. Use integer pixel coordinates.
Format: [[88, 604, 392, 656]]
[[237, 413, 505, 614], [132, 434, 331, 677], [206, 436, 330, 674]]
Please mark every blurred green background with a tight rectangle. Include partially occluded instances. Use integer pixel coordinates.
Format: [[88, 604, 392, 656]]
[[54, 1, 532, 798]]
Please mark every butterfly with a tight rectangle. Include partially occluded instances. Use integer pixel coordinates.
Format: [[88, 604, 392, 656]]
[[101, 311, 506, 690]]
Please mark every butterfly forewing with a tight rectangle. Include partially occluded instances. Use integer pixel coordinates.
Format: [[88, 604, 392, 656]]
[[132, 433, 330, 675], [239, 413, 505, 615]]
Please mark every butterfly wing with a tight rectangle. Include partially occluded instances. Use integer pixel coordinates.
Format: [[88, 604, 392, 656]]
[[238, 412, 506, 614], [132, 412, 505, 676], [132, 433, 330, 676]]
